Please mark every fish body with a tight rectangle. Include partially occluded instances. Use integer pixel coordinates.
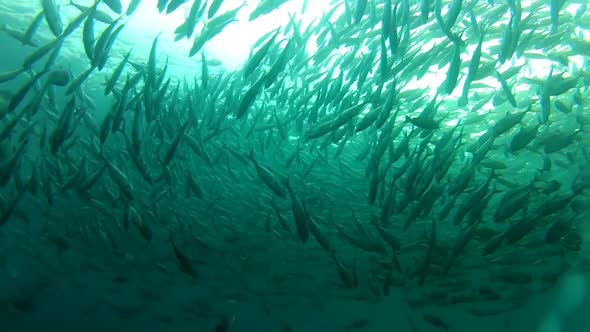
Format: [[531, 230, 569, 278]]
[[103, 0, 123, 14], [243, 28, 280, 78], [167, 0, 188, 13], [249, 0, 289, 21], [493, 107, 529, 137], [423, 314, 450, 331], [170, 233, 197, 278], [104, 50, 132, 95], [495, 70, 517, 108], [285, 178, 309, 242], [509, 122, 539, 152], [0, 69, 25, 84], [127, 0, 142, 15], [161, 116, 192, 167], [249, 148, 287, 198], [444, 42, 461, 94], [23, 10, 45, 45], [42, 0, 63, 37], [70, 1, 113, 24], [458, 32, 484, 106]]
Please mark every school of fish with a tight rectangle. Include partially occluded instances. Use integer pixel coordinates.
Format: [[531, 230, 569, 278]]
[[0, 0, 590, 330]]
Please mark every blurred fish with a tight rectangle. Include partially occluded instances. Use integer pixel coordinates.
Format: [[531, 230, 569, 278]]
[[42, 0, 63, 37], [214, 314, 234, 332], [423, 313, 449, 331], [69, 1, 113, 24], [0, 69, 25, 84], [103, 0, 123, 14], [249, 148, 287, 199], [286, 178, 309, 242], [170, 232, 197, 279], [249, 0, 289, 21], [127, 0, 142, 15]]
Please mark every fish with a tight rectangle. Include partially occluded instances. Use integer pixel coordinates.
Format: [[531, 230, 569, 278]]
[[279, 320, 292, 332], [248, 148, 287, 199], [0, 69, 25, 84], [208, 0, 224, 19], [545, 215, 574, 244], [92, 17, 123, 69], [188, 3, 244, 56], [22, 10, 45, 46], [458, 31, 484, 106], [0, 189, 26, 227], [42, 0, 63, 37], [307, 214, 332, 253], [249, 0, 289, 21], [0, 24, 38, 48], [344, 318, 370, 329], [406, 115, 440, 130], [330, 250, 356, 288], [100, 151, 134, 201], [285, 178, 309, 242], [509, 122, 540, 152], [161, 116, 193, 167], [540, 130, 581, 154], [127, 0, 142, 15], [7, 69, 48, 113], [185, 170, 204, 199], [236, 76, 266, 119], [443, 41, 461, 95], [69, 1, 113, 24], [304, 102, 368, 141], [48, 70, 70, 86], [243, 28, 280, 78], [423, 313, 450, 331], [166, 0, 188, 14], [82, 4, 96, 61], [0, 139, 29, 188], [539, 71, 579, 123], [22, 35, 65, 69], [66, 67, 95, 95], [104, 50, 132, 95], [169, 232, 197, 279], [103, 0, 123, 14], [214, 314, 234, 332], [492, 107, 529, 137], [157, 0, 170, 13], [550, 0, 562, 32], [417, 219, 436, 285], [49, 97, 79, 154], [493, 183, 534, 223], [495, 70, 517, 108], [174, 0, 202, 39], [95, 22, 127, 70]]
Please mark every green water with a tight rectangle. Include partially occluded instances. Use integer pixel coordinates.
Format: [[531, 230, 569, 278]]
[[0, 0, 589, 331]]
